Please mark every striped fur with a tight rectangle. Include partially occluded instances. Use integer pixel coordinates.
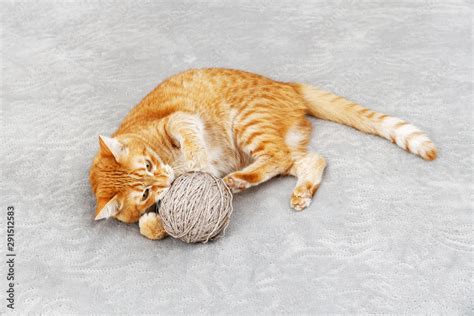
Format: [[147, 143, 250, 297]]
[[89, 68, 437, 238], [297, 84, 437, 160]]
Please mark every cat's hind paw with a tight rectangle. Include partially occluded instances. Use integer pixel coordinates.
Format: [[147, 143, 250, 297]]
[[290, 184, 319, 211]]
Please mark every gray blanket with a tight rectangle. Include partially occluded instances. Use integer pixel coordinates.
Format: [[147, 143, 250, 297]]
[[1, 0, 472, 314]]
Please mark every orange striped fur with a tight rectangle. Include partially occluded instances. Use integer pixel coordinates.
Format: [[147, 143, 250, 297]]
[[89, 68, 437, 239]]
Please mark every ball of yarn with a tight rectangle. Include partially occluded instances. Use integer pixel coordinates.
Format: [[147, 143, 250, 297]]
[[158, 172, 233, 243]]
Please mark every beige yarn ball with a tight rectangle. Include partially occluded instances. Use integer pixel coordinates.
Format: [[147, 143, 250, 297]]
[[158, 172, 234, 243]]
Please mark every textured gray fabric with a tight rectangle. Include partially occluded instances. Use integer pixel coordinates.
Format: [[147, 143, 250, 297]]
[[1, 0, 472, 314]]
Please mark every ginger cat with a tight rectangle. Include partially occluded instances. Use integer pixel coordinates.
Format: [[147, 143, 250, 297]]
[[89, 68, 436, 240]]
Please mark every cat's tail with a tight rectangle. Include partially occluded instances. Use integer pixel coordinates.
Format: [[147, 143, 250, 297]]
[[295, 83, 437, 160]]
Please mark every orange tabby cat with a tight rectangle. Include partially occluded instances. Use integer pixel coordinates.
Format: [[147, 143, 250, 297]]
[[89, 68, 436, 240]]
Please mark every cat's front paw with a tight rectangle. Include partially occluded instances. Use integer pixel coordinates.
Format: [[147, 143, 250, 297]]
[[139, 212, 167, 240], [223, 174, 251, 193], [185, 151, 210, 172]]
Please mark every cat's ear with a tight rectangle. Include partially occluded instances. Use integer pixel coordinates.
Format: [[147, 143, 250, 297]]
[[99, 135, 126, 162], [95, 195, 120, 220]]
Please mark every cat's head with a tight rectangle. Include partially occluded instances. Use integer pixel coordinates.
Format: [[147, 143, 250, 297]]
[[89, 135, 174, 223]]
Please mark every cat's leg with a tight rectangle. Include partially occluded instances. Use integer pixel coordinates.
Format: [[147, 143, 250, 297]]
[[289, 151, 326, 211], [223, 142, 292, 192], [284, 117, 326, 210], [164, 112, 213, 173]]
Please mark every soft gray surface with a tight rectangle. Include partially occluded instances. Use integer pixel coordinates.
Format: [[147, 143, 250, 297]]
[[1, 0, 472, 314]]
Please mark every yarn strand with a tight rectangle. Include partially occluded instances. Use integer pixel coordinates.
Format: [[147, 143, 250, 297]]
[[159, 172, 233, 243]]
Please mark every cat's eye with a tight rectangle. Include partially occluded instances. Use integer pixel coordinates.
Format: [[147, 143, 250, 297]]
[[142, 188, 150, 201], [145, 160, 152, 172]]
